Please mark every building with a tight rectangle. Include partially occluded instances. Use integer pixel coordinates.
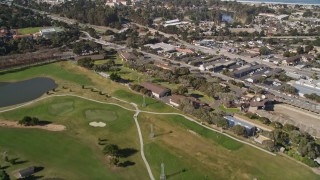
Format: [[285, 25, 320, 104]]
[[169, 94, 207, 108], [37, 0, 66, 5], [140, 82, 170, 98], [224, 116, 256, 136], [233, 64, 268, 78], [282, 55, 301, 66], [40, 28, 56, 39], [119, 51, 137, 62], [17, 166, 35, 179], [105, 0, 127, 7], [144, 42, 177, 54], [169, 94, 185, 107]]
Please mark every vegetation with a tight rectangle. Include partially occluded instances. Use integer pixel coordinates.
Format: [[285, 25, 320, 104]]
[[18, 116, 40, 126], [304, 93, 320, 103]]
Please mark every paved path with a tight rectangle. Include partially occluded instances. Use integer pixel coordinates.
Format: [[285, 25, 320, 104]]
[[131, 103, 155, 180]]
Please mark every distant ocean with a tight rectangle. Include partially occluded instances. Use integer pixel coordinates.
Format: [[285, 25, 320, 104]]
[[228, 0, 320, 5]]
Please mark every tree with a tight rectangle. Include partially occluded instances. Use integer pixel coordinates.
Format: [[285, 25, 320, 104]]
[[270, 121, 283, 129], [110, 73, 121, 82], [103, 144, 119, 157], [176, 86, 188, 95], [77, 58, 94, 69], [0, 170, 10, 180], [312, 72, 319, 80], [217, 118, 229, 129], [283, 124, 298, 132], [110, 156, 119, 166], [296, 46, 304, 54], [231, 125, 246, 136], [262, 140, 276, 152], [259, 46, 270, 55], [305, 45, 314, 53]]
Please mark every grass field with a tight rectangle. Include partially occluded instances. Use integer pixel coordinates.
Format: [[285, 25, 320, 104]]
[[112, 89, 177, 113], [18, 27, 43, 35], [0, 63, 92, 85], [0, 96, 147, 179], [219, 104, 240, 113], [139, 113, 320, 180]]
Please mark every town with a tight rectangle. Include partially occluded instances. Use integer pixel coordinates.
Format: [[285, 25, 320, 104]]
[[0, 0, 320, 179]]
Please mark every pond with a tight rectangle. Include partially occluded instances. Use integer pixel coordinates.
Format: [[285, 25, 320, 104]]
[[0, 77, 57, 108]]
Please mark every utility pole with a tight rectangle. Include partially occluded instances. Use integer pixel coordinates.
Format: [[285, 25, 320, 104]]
[[160, 162, 166, 180], [149, 124, 154, 139]]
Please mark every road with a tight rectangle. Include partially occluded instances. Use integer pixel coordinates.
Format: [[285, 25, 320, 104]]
[[13, 3, 320, 113]]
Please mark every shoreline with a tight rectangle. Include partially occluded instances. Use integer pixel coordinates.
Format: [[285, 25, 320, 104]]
[[221, 0, 320, 6]]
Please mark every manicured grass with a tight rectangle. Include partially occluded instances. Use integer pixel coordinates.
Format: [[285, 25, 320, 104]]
[[85, 109, 118, 122], [0, 63, 92, 85], [219, 104, 240, 113], [0, 128, 120, 179], [139, 113, 320, 180], [112, 89, 177, 113], [18, 27, 43, 35], [0, 96, 148, 179]]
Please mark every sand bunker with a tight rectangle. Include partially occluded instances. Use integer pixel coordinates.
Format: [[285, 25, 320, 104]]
[[89, 121, 106, 127], [0, 120, 66, 131]]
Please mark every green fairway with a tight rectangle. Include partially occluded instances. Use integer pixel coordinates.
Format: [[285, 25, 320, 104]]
[[0, 96, 148, 179], [112, 89, 177, 113], [48, 99, 75, 116], [18, 27, 43, 35], [139, 113, 320, 180], [85, 109, 118, 122], [0, 63, 92, 85], [0, 128, 120, 179]]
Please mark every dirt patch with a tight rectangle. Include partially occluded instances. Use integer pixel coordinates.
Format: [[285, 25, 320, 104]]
[[0, 120, 66, 131]]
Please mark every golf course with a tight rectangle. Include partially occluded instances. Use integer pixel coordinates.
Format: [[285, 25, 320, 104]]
[[0, 62, 319, 179]]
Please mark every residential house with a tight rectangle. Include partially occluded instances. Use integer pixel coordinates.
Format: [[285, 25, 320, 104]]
[[282, 55, 301, 66], [140, 82, 171, 98], [224, 116, 256, 136], [169, 94, 208, 108], [119, 51, 137, 62]]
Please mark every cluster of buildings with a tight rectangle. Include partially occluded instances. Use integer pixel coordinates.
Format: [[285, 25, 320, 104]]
[[144, 42, 195, 58]]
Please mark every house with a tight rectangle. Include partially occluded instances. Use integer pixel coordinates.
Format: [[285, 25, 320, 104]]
[[301, 54, 315, 62], [40, 28, 56, 39], [154, 62, 174, 71], [74, 54, 105, 61], [169, 94, 185, 107], [282, 55, 301, 66], [105, 0, 127, 6], [224, 116, 256, 136], [140, 82, 170, 98], [169, 94, 208, 108], [17, 166, 35, 179], [119, 51, 137, 62], [233, 114, 274, 132]]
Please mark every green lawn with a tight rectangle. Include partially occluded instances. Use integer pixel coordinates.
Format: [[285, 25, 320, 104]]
[[219, 104, 240, 113], [0, 128, 121, 179], [0, 96, 147, 179], [0, 63, 92, 85], [112, 89, 177, 113], [18, 27, 43, 35], [139, 113, 320, 180]]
